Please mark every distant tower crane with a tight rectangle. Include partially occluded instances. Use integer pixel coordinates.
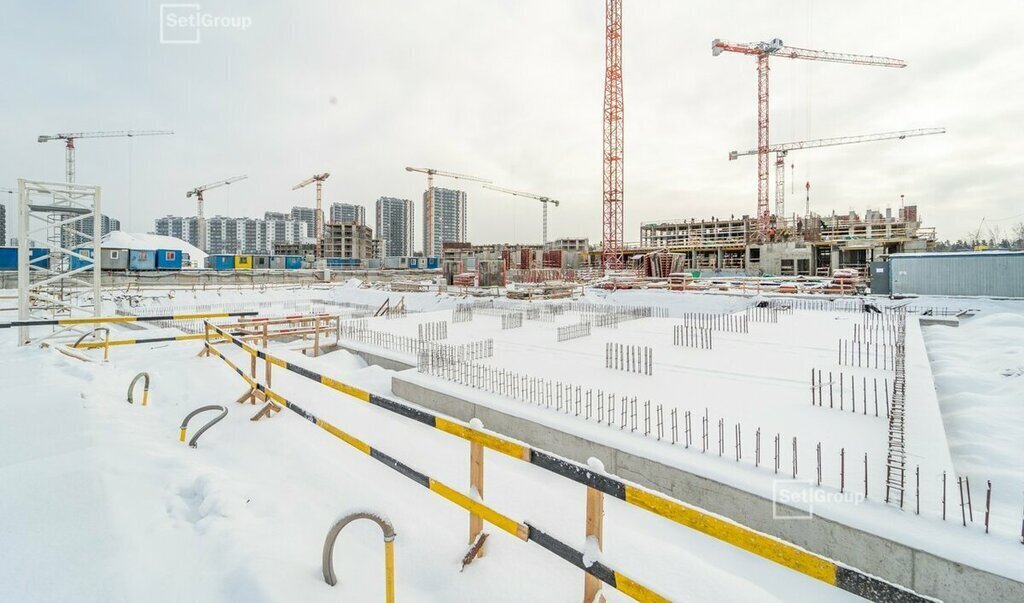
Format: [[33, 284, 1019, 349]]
[[602, 0, 624, 269], [712, 38, 906, 239], [405, 167, 491, 257], [292, 173, 331, 258], [482, 184, 561, 247], [728, 128, 946, 218], [186, 175, 248, 251], [37, 130, 174, 183]]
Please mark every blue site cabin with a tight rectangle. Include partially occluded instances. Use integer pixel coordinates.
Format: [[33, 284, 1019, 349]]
[[155, 249, 183, 270], [128, 249, 157, 271], [284, 255, 303, 269], [206, 254, 235, 270]]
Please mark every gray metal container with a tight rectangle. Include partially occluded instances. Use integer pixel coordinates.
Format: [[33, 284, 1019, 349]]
[[890, 251, 1024, 298]]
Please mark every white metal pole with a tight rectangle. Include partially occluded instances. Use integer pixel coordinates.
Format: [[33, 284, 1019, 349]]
[[17, 179, 30, 344]]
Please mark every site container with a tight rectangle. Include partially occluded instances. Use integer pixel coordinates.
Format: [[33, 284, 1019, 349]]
[[94, 248, 129, 271], [252, 255, 270, 269], [269, 256, 286, 269], [889, 251, 1024, 297], [284, 256, 303, 269], [426, 257, 440, 270], [0, 247, 53, 271], [155, 249, 183, 271], [234, 255, 253, 270], [408, 257, 420, 269], [128, 249, 156, 271], [206, 255, 235, 270]]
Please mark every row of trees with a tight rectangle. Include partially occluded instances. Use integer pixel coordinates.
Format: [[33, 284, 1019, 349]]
[[932, 222, 1024, 251]]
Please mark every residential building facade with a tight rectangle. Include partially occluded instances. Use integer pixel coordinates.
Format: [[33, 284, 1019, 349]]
[[324, 222, 373, 259], [375, 196, 415, 258], [422, 187, 467, 257], [65, 213, 121, 248], [330, 203, 365, 226]]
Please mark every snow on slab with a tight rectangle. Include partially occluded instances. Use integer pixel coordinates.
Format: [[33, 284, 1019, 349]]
[[0, 337, 863, 601], [923, 311, 1024, 536]]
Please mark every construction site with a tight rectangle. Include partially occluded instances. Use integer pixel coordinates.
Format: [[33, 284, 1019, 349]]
[[2, 2, 1023, 603]]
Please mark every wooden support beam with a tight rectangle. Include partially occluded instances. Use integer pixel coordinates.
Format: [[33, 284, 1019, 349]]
[[470, 439, 485, 556], [584, 486, 605, 603]]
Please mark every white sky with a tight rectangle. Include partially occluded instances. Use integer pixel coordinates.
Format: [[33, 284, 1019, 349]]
[[2, 1, 1022, 246]]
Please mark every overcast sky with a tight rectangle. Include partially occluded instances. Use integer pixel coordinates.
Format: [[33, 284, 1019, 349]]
[[2, 1, 1022, 247]]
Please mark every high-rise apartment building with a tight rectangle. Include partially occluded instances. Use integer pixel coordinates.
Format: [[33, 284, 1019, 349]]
[[330, 203, 365, 226], [64, 213, 121, 248], [290, 206, 317, 240], [422, 187, 467, 257], [375, 196, 415, 258], [0, 203, 6, 246], [156, 213, 307, 254], [155, 215, 202, 247]]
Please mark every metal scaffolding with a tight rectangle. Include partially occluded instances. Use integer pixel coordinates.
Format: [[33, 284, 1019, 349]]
[[17, 179, 102, 345]]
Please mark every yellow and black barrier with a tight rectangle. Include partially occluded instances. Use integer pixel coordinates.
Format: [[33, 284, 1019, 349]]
[[72, 331, 239, 349], [0, 310, 258, 329], [203, 341, 666, 602], [204, 322, 932, 603]]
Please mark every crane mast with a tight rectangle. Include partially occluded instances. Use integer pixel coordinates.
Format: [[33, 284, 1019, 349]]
[[482, 184, 561, 247], [405, 167, 491, 257], [712, 38, 906, 240], [292, 173, 331, 259], [602, 0, 624, 269]]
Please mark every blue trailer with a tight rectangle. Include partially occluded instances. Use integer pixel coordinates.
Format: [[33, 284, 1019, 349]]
[[129, 249, 156, 271], [206, 255, 235, 270], [408, 257, 420, 269], [284, 255, 303, 269], [426, 257, 440, 270], [0, 247, 52, 271], [155, 249, 183, 270]]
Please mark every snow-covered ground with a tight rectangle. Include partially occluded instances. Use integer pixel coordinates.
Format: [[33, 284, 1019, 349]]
[[2, 283, 1022, 600], [1, 321, 861, 601]]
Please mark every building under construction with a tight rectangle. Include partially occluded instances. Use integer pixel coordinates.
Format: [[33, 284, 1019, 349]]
[[636, 205, 933, 277]]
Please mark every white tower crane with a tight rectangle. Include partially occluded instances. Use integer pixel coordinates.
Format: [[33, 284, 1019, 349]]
[[405, 167, 491, 256], [37, 130, 174, 183], [482, 184, 561, 247], [186, 175, 248, 251]]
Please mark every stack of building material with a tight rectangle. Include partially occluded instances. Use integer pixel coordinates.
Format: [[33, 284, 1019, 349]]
[[668, 272, 693, 291], [826, 268, 860, 295], [453, 273, 476, 287]]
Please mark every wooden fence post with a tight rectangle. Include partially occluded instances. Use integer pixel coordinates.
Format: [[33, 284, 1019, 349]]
[[203, 322, 210, 357], [584, 486, 604, 602], [249, 351, 257, 404], [314, 318, 321, 357]]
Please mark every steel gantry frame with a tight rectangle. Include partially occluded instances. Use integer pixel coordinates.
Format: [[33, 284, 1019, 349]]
[[16, 179, 102, 345]]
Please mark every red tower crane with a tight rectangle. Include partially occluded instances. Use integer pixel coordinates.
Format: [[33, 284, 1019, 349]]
[[602, 0, 624, 269], [711, 38, 906, 240]]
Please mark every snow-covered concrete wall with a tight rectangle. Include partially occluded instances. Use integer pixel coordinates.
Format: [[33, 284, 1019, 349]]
[[391, 374, 1024, 603]]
